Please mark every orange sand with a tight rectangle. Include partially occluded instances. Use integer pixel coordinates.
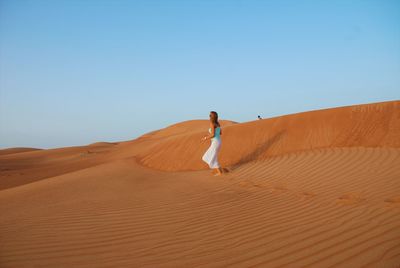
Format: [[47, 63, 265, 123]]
[[0, 100, 399, 267]]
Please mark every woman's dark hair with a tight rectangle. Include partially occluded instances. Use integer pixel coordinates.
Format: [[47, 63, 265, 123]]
[[209, 111, 220, 128]]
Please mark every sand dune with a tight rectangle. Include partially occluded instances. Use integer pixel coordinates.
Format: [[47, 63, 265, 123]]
[[0, 100, 399, 267], [137, 100, 400, 171], [0, 147, 42, 156]]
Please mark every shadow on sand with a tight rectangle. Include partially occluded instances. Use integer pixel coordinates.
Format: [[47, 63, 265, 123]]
[[227, 130, 286, 172]]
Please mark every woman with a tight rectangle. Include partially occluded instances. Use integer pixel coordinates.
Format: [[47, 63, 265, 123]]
[[201, 111, 223, 176]]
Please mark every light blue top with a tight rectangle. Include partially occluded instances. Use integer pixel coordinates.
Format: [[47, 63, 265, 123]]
[[209, 126, 221, 140]]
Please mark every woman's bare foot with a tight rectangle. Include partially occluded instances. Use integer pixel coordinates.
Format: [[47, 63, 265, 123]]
[[213, 167, 223, 176]]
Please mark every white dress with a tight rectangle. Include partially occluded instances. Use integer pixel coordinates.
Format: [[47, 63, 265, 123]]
[[202, 126, 222, 168]]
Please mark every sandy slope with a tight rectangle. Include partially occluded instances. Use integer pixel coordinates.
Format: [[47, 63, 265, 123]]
[[0, 100, 399, 267], [0, 147, 42, 156], [137, 100, 400, 171]]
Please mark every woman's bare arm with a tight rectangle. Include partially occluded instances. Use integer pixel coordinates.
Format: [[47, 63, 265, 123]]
[[208, 123, 215, 138], [202, 124, 215, 141]]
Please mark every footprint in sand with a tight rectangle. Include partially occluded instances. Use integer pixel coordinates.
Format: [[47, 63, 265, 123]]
[[238, 181, 256, 188], [222, 168, 230, 173], [297, 191, 316, 201], [270, 185, 288, 194], [238, 181, 250, 187], [336, 192, 365, 205], [384, 197, 400, 207], [80, 150, 101, 157], [237, 181, 266, 190], [250, 182, 264, 188]]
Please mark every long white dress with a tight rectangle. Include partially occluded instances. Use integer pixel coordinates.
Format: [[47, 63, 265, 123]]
[[202, 126, 221, 168]]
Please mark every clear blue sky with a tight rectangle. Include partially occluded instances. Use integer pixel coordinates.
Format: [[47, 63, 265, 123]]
[[1, 0, 399, 149]]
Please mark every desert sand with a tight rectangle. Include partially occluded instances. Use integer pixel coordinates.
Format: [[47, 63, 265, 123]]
[[1, 100, 399, 267]]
